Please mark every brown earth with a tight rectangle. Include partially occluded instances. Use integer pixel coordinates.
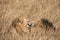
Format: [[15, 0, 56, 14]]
[[0, 0, 60, 40]]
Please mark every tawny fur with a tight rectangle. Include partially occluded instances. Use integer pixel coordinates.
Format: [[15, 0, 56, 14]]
[[12, 16, 43, 34]]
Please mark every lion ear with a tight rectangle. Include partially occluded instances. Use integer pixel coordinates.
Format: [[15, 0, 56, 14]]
[[18, 16, 24, 24]]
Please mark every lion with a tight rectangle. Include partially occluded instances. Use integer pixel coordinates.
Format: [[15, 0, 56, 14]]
[[12, 16, 55, 35]]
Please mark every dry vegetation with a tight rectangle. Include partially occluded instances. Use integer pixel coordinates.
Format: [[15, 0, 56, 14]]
[[0, 0, 60, 40]]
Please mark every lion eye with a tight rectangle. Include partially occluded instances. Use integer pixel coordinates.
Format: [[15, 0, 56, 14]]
[[27, 22, 34, 28], [27, 23, 32, 27]]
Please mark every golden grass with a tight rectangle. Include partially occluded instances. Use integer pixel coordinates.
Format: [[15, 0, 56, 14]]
[[0, 0, 60, 40]]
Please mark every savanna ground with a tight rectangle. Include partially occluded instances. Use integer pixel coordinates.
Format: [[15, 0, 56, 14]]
[[0, 0, 60, 40]]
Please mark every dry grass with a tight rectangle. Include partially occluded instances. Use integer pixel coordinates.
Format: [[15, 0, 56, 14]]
[[0, 0, 60, 40]]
